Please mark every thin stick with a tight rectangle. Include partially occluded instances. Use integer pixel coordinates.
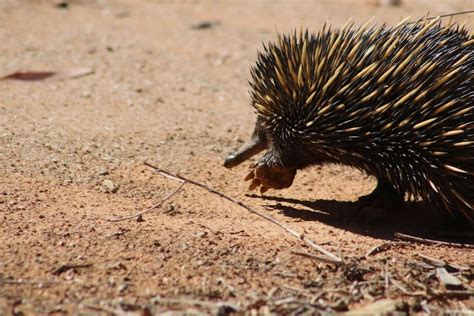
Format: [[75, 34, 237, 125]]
[[107, 181, 185, 222], [416, 253, 446, 267], [390, 279, 411, 295], [143, 162, 342, 263], [407, 10, 474, 25], [52, 263, 93, 276], [291, 250, 342, 265], [0, 279, 58, 286], [153, 297, 239, 310], [85, 305, 129, 316], [431, 290, 474, 298], [282, 284, 311, 294], [365, 241, 411, 257], [394, 232, 474, 249], [365, 242, 392, 257], [431, 10, 474, 20]]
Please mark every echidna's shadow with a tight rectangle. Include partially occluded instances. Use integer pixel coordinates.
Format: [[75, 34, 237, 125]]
[[246, 194, 469, 241]]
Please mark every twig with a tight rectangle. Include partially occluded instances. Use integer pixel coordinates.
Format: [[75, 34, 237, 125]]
[[143, 162, 342, 263], [365, 242, 392, 257], [364, 241, 411, 257], [0, 279, 58, 286], [291, 250, 342, 265], [431, 290, 474, 299], [390, 279, 411, 295], [267, 286, 279, 299], [107, 181, 185, 222], [416, 253, 446, 268], [84, 305, 129, 316], [274, 297, 301, 306], [310, 288, 352, 305], [282, 284, 311, 294], [404, 11, 474, 28], [394, 232, 474, 249], [429, 11, 474, 20], [152, 297, 239, 311], [52, 263, 93, 276]]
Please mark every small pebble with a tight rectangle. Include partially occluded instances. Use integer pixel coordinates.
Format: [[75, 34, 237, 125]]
[[103, 179, 117, 193], [98, 169, 109, 176]]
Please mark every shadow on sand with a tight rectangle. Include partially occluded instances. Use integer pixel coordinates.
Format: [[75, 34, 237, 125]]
[[246, 194, 473, 244]]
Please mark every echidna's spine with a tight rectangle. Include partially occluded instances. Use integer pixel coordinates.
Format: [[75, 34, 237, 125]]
[[249, 17, 473, 223]]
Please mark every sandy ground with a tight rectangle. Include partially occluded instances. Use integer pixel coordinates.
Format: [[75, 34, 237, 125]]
[[0, 0, 473, 314]]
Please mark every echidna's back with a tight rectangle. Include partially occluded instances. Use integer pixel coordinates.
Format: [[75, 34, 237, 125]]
[[249, 17, 473, 223]]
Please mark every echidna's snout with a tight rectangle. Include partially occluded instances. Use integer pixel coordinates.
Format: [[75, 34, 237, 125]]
[[224, 125, 268, 168], [224, 136, 267, 168]]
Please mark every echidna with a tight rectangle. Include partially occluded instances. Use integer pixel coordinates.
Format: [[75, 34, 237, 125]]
[[224, 16, 474, 225]]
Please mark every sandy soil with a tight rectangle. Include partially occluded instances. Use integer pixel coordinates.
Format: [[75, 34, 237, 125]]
[[0, 0, 473, 314]]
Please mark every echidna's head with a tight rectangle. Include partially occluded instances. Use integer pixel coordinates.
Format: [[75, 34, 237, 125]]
[[224, 31, 321, 171], [224, 113, 299, 192], [223, 116, 268, 169], [223, 32, 321, 191]]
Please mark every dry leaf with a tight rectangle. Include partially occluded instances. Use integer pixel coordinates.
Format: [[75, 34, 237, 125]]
[[344, 299, 406, 315], [436, 268, 463, 288], [1, 67, 93, 82]]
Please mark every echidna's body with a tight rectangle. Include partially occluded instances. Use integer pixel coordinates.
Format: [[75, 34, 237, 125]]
[[224, 17, 474, 224]]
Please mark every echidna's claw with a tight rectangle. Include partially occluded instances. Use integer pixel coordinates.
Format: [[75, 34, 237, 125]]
[[244, 170, 255, 181], [260, 186, 269, 194], [248, 179, 260, 191], [243, 164, 297, 193]]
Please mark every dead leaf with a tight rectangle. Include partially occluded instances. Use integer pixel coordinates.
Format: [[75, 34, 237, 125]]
[[343, 299, 407, 315], [1, 67, 93, 82], [191, 20, 220, 30], [436, 267, 463, 288]]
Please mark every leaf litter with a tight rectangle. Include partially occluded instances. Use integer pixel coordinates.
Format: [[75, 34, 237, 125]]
[[1, 67, 93, 82]]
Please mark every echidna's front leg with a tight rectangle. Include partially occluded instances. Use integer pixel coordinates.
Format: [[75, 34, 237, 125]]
[[357, 179, 404, 209], [245, 160, 297, 194]]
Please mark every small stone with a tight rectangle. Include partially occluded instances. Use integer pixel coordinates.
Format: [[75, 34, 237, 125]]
[[98, 169, 109, 176], [195, 231, 208, 238], [115, 11, 130, 18], [103, 179, 118, 193], [54, 1, 69, 9], [117, 283, 128, 293], [191, 20, 220, 30]]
